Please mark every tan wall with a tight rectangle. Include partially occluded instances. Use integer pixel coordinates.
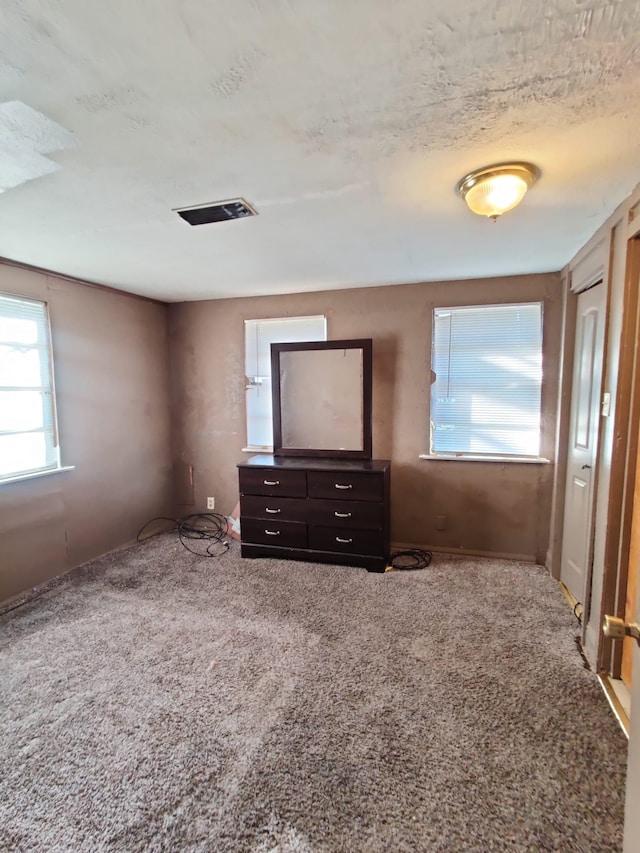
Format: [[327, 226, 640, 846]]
[[168, 272, 562, 562], [0, 263, 174, 602]]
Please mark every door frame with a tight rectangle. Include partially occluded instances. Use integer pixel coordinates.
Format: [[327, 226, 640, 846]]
[[623, 547, 640, 851], [550, 185, 640, 673], [598, 234, 640, 676], [549, 240, 608, 621]]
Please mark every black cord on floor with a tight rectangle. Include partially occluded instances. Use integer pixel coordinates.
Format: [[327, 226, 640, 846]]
[[178, 513, 229, 557], [136, 516, 180, 540], [137, 513, 229, 558], [390, 549, 432, 570]]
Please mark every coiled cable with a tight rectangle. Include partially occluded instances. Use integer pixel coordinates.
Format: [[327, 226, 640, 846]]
[[137, 512, 229, 558], [390, 549, 432, 570]]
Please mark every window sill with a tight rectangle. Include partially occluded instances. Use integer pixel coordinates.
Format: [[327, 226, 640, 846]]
[[0, 465, 75, 486], [242, 446, 274, 454], [419, 454, 551, 464]]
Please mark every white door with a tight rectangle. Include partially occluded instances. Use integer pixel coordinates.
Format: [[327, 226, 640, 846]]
[[560, 284, 605, 605], [623, 578, 640, 852]]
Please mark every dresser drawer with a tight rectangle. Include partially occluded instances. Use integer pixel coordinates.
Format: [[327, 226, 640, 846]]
[[239, 467, 307, 498], [309, 526, 382, 556], [307, 471, 383, 502], [240, 495, 307, 522], [241, 518, 307, 548], [307, 498, 382, 529]]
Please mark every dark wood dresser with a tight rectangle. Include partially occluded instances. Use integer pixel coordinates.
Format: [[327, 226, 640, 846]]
[[238, 455, 391, 572]]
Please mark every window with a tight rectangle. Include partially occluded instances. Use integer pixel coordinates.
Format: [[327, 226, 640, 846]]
[[0, 293, 60, 481], [244, 315, 326, 450], [430, 302, 543, 459]]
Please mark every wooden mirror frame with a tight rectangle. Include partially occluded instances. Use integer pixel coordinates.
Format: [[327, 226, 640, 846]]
[[271, 338, 373, 459]]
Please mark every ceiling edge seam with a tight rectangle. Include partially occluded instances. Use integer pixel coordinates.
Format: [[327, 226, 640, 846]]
[[0, 256, 165, 306]]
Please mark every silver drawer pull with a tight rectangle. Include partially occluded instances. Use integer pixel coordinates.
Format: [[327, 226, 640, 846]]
[[264, 529, 280, 536], [264, 480, 280, 486], [336, 536, 353, 544], [334, 511, 352, 518], [335, 483, 352, 490], [265, 507, 281, 514]]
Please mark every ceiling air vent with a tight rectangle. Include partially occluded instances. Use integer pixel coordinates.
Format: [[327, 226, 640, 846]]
[[175, 198, 257, 226]]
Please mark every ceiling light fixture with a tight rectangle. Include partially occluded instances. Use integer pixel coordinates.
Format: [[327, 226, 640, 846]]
[[457, 162, 540, 221]]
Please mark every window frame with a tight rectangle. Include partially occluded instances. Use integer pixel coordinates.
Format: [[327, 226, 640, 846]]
[[0, 291, 64, 484], [425, 300, 548, 463], [243, 314, 327, 452]]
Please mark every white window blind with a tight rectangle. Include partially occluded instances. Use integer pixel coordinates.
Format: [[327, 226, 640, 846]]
[[431, 302, 543, 458], [244, 315, 326, 449], [0, 293, 60, 480]]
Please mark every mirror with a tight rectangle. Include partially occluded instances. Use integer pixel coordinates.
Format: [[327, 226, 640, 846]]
[[271, 339, 372, 458]]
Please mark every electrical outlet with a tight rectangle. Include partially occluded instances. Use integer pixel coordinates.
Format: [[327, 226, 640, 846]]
[[206, 497, 215, 510], [435, 515, 446, 531]]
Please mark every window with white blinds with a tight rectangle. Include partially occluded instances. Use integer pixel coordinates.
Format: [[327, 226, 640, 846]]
[[430, 302, 543, 458], [244, 315, 326, 450], [0, 293, 60, 480]]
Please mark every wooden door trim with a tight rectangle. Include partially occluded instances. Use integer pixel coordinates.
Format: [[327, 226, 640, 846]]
[[547, 272, 577, 578], [598, 235, 640, 674]]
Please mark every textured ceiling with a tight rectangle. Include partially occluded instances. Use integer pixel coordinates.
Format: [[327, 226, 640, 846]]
[[0, 0, 639, 301]]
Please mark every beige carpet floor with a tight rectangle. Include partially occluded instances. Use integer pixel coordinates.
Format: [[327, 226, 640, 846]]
[[0, 536, 628, 852]]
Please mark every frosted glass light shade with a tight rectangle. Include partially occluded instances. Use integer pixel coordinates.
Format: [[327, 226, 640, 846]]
[[457, 163, 539, 219]]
